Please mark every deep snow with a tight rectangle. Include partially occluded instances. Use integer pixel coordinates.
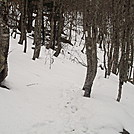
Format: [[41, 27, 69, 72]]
[[0, 36, 134, 134]]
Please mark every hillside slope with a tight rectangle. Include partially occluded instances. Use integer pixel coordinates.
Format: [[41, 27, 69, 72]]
[[0, 37, 134, 134]]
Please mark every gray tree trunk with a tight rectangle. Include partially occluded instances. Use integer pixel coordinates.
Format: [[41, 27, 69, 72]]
[[54, 2, 63, 57], [32, 0, 43, 60], [83, 28, 97, 97], [82, 1, 97, 97], [0, 8, 10, 83], [18, 0, 25, 45]]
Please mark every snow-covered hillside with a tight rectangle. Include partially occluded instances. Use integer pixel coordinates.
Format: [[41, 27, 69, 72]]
[[0, 36, 134, 134]]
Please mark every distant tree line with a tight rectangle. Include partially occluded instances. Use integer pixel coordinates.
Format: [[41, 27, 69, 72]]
[[0, 0, 134, 102]]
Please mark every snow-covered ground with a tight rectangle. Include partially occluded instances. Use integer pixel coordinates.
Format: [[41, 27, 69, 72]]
[[0, 36, 134, 134]]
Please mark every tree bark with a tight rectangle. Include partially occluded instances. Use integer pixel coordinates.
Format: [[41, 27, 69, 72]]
[[82, 1, 97, 97], [83, 27, 97, 97], [0, 4, 10, 83], [18, 0, 25, 45], [32, 0, 43, 60], [54, 2, 63, 57]]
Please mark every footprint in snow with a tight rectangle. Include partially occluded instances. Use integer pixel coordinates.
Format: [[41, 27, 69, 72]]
[[71, 105, 78, 113], [64, 102, 78, 113]]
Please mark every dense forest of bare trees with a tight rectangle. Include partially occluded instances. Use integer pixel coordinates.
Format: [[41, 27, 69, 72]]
[[0, 0, 134, 102]]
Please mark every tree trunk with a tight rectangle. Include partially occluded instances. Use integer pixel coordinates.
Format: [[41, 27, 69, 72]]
[[23, 0, 28, 53], [82, 1, 97, 97], [54, 2, 63, 57], [18, 0, 25, 45], [103, 40, 108, 78], [46, 1, 55, 49], [83, 27, 97, 97], [116, 29, 126, 102], [32, 0, 43, 60], [0, 5, 10, 83], [27, 1, 33, 33], [112, 31, 119, 75]]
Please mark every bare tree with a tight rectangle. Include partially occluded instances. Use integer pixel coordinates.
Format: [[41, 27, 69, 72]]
[[0, 1, 10, 83], [32, 0, 43, 60], [82, 0, 97, 97]]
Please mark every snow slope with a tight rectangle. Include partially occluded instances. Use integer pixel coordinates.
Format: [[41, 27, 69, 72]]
[[0, 36, 134, 134]]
